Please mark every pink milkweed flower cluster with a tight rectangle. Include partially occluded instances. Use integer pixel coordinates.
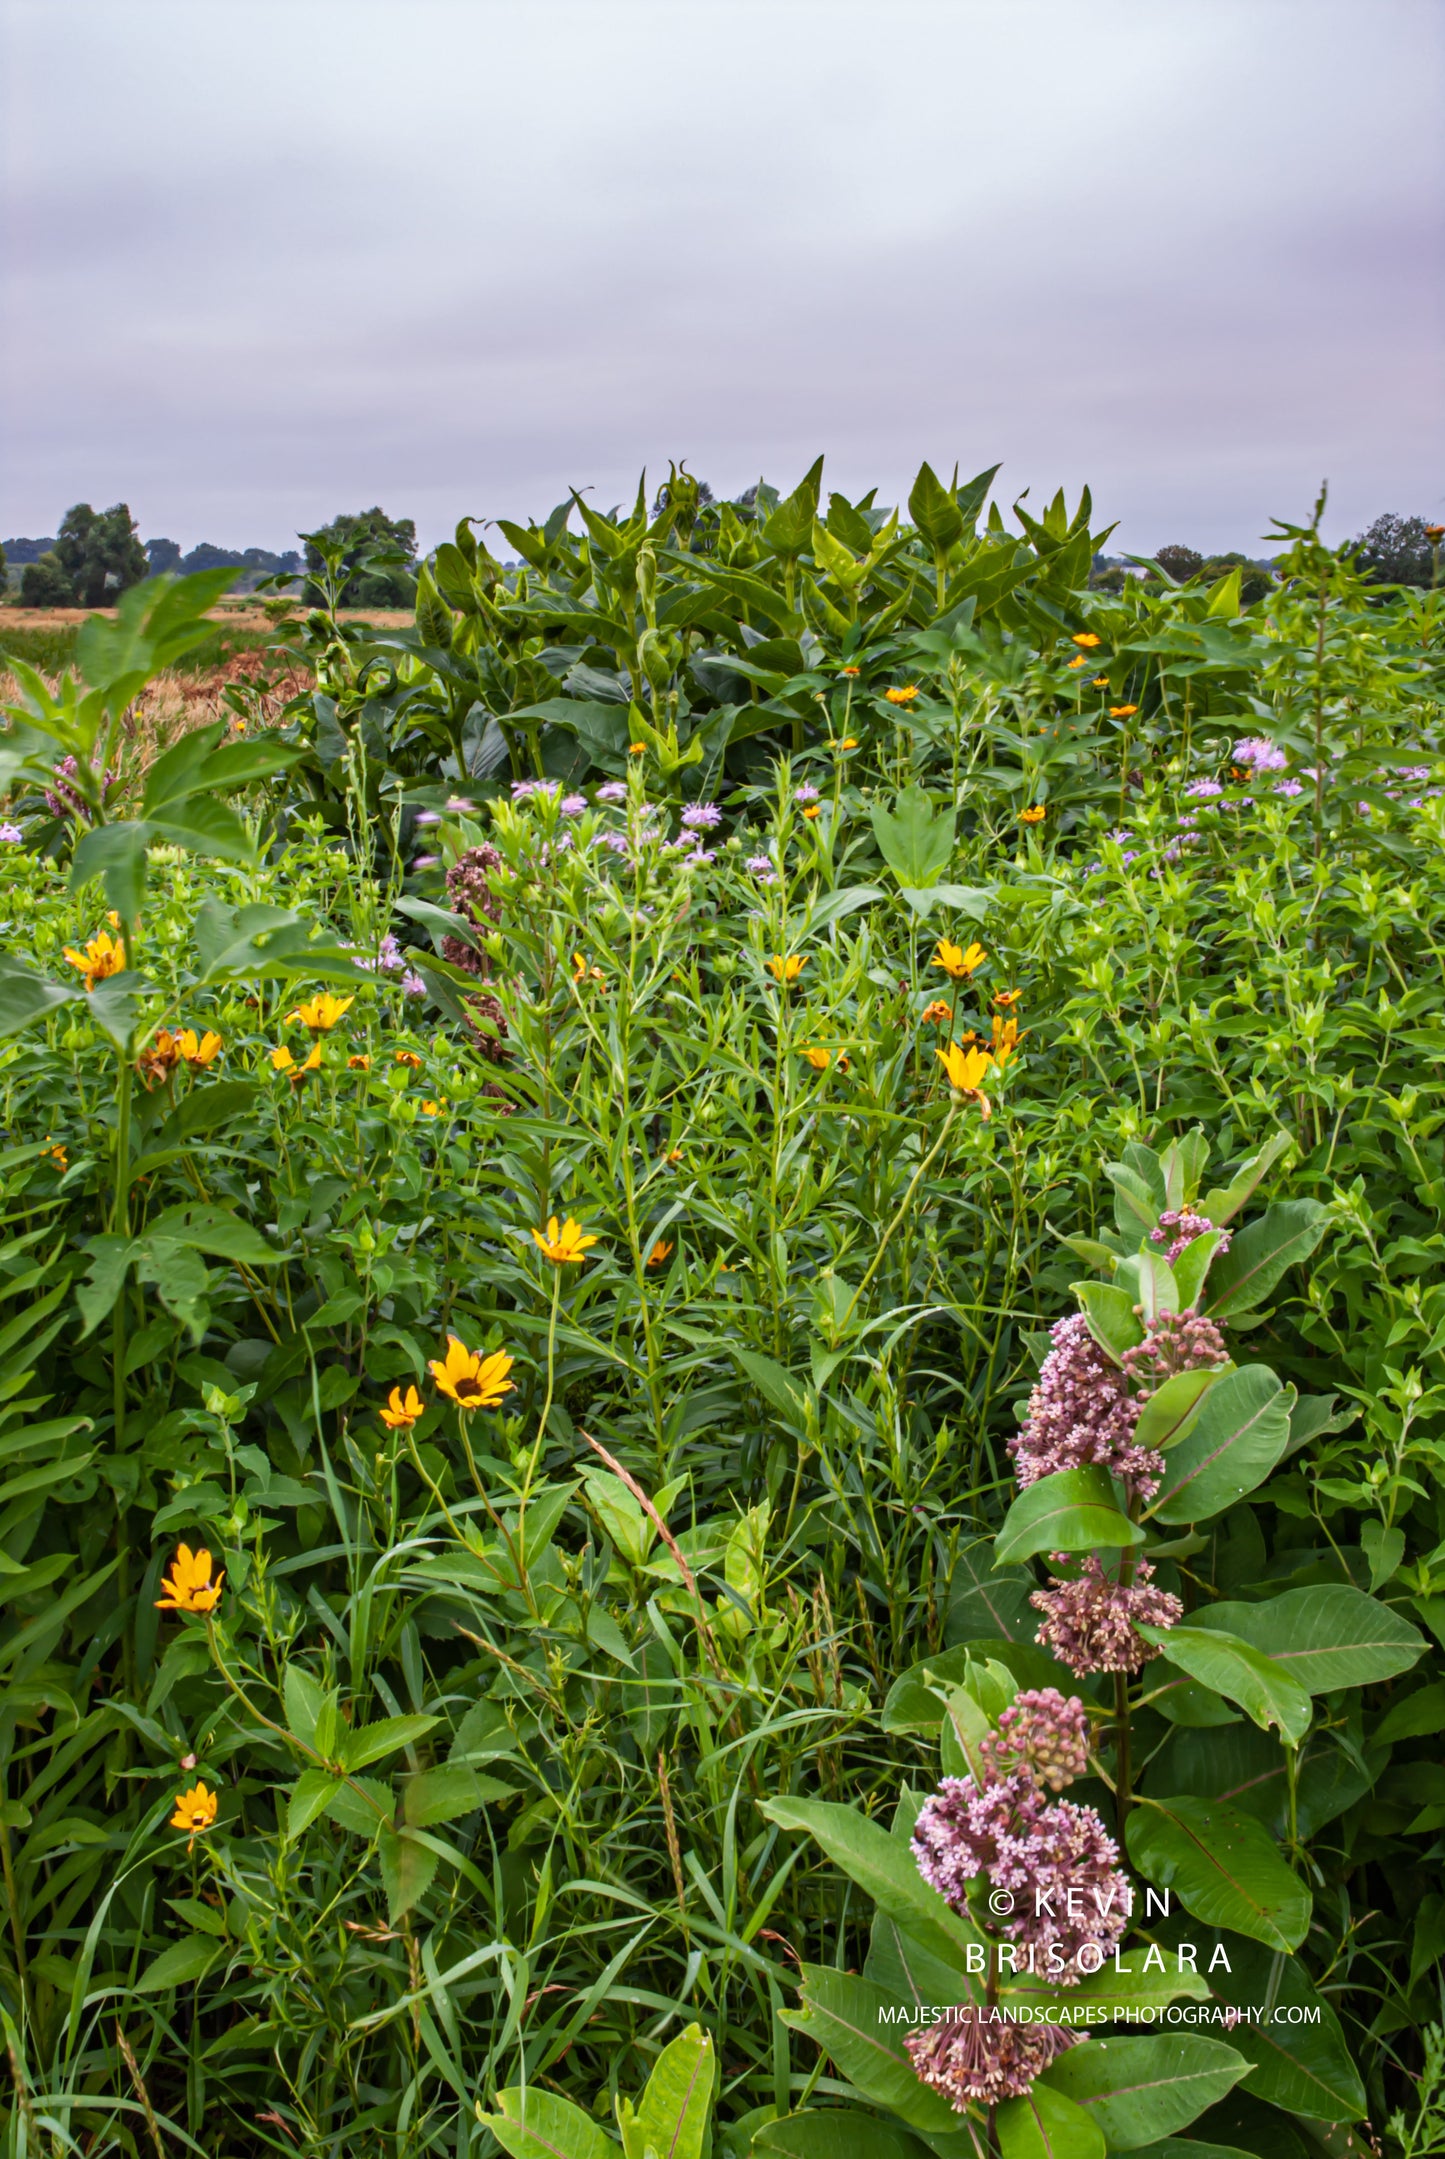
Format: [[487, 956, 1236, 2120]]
[[1148, 1209, 1229, 1266], [906, 2005, 1080, 2109], [977, 1688, 1090, 1792], [1121, 1308, 1229, 1391], [1032, 1555, 1183, 1676], [1009, 1313, 1163, 1503]]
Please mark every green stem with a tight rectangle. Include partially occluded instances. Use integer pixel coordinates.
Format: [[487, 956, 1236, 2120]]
[[1114, 1669, 1132, 1843]]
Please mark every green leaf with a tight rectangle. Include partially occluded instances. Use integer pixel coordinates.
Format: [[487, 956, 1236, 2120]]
[[136, 1934, 224, 1992], [400, 1763, 512, 1826], [1203, 1938, 1365, 2122], [1375, 1680, 1445, 1745], [1126, 1800, 1311, 1952], [1135, 1369, 1230, 1453], [996, 2080, 1105, 2159], [338, 1713, 440, 1770], [480, 2088, 617, 2159], [143, 1204, 279, 1267], [1190, 1586, 1424, 1693], [908, 462, 966, 552], [762, 456, 825, 557], [282, 1666, 329, 1748], [322, 1775, 394, 1839], [1203, 1201, 1328, 1319], [287, 1769, 343, 1840], [1141, 1626, 1312, 1744], [1007, 1954, 1210, 2017], [1074, 1282, 1145, 1362], [1147, 1367, 1295, 1526], [616, 2023, 715, 2159], [782, 1965, 960, 2135], [871, 786, 956, 889], [732, 1346, 808, 1422], [0, 960, 79, 1041], [1043, 2035, 1248, 2149], [760, 1797, 980, 1970], [1200, 1131, 1292, 1225], [994, 1467, 1143, 1565], [753, 2112, 936, 2159], [378, 1824, 440, 1924]]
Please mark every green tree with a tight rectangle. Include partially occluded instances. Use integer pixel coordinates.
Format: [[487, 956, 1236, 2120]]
[[1350, 512, 1436, 588], [19, 552, 77, 607], [1153, 543, 1204, 583], [302, 507, 417, 608], [52, 502, 148, 607]]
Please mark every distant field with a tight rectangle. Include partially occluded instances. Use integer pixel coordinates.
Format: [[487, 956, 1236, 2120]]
[[0, 605, 409, 678]]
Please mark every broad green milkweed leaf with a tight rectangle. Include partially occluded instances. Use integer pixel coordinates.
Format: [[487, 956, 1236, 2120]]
[[480, 2088, 616, 2159], [616, 2022, 715, 2159], [760, 1796, 981, 1970], [1126, 1799, 1311, 1952], [781, 1966, 961, 2135], [1042, 2034, 1248, 2149], [994, 1466, 1143, 1565], [1074, 1281, 1145, 1362], [753, 2112, 937, 2159], [1203, 1200, 1328, 1318], [1191, 1586, 1424, 1693], [1203, 1937, 1366, 2122], [996, 2079, 1105, 2159], [1147, 1366, 1295, 1525], [1141, 1625, 1313, 1744]]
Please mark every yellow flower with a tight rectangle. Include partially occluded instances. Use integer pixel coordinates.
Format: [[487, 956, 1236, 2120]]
[[428, 1335, 515, 1409], [286, 992, 354, 1033], [838, 735, 859, 749], [532, 1215, 599, 1264], [933, 938, 986, 982], [802, 803, 821, 819], [1066, 655, 1087, 670], [936, 1039, 994, 1094], [1071, 632, 1102, 649], [1020, 806, 1046, 825], [1109, 704, 1139, 719], [884, 684, 919, 705], [348, 1053, 371, 1070], [645, 1238, 674, 1269], [395, 1049, 423, 1068], [1427, 524, 1445, 543], [271, 1042, 323, 1076], [155, 1544, 225, 1614], [1091, 676, 1110, 687], [176, 1028, 222, 1067], [993, 988, 1023, 1008], [766, 954, 806, 984], [629, 742, 646, 755], [921, 1000, 953, 1026], [380, 1383, 425, 1430], [839, 665, 861, 678], [666, 1147, 684, 1164], [991, 1013, 1022, 1065], [420, 1099, 445, 1116], [47, 1141, 67, 1170], [170, 1781, 218, 1838], [62, 929, 126, 990], [802, 1046, 832, 1070]]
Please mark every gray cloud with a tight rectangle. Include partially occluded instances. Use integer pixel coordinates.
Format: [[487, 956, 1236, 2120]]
[[2, 0, 1441, 554]]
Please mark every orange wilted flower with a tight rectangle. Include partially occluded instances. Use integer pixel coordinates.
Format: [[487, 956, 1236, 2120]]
[[933, 938, 986, 982], [802, 803, 821, 819], [156, 1545, 225, 1614], [532, 1216, 600, 1264], [395, 1049, 423, 1068], [428, 1336, 515, 1409], [921, 1000, 952, 1026], [348, 1054, 372, 1070], [170, 1781, 218, 1841], [991, 1013, 1023, 1066], [645, 1238, 674, 1269], [1071, 632, 1102, 649], [839, 665, 861, 677], [884, 684, 920, 705], [1426, 525, 1445, 543], [766, 954, 806, 984], [380, 1384, 425, 1430], [137, 1030, 183, 1087], [993, 988, 1023, 1009], [1109, 704, 1139, 719], [62, 929, 126, 990]]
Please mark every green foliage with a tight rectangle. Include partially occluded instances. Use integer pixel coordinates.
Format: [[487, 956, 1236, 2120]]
[[0, 468, 1442, 2156], [52, 500, 149, 607]]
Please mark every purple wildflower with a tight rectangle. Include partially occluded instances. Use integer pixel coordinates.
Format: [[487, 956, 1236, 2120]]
[[1120, 1308, 1229, 1391], [597, 780, 628, 804], [1147, 1209, 1230, 1267], [1184, 778, 1222, 800], [416, 810, 441, 827], [1009, 1313, 1162, 1502], [745, 854, 775, 877], [560, 794, 587, 816], [1232, 737, 1287, 771], [411, 854, 440, 869], [0, 823, 22, 844], [354, 933, 406, 976], [794, 782, 820, 802], [1274, 778, 1304, 798], [906, 2008, 1080, 2110], [684, 848, 715, 867], [1032, 1556, 1183, 1676], [681, 802, 722, 829], [401, 971, 426, 998], [601, 830, 631, 854], [45, 755, 118, 821], [445, 795, 476, 812]]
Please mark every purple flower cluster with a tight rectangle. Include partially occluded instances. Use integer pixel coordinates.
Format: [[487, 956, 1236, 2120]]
[[45, 755, 118, 821], [354, 932, 406, 975], [977, 1689, 1090, 1792], [681, 802, 721, 829], [1233, 736, 1287, 772], [1148, 1209, 1229, 1266], [561, 793, 588, 816], [1274, 778, 1304, 798], [1184, 777, 1222, 800], [906, 2007, 1080, 2110], [596, 780, 628, 803], [912, 1773, 1130, 1984], [794, 782, 820, 803], [1009, 1313, 1162, 1502], [1121, 1308, 1229, 1390], [0, 823, 22, 844], [511, 778, 561, 802], [1032, 1556, 1183, 1675]]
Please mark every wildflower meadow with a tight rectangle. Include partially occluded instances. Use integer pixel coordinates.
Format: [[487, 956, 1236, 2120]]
[[1, 464, 1444, 2159]]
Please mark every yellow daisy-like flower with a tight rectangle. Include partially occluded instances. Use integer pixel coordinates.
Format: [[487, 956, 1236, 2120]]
[[1066, 655, 1088, 670], [62, 929, 126, 991], [271, 1043, 322, 1076], [1109, 704, 1139, 719], [395, 1048, 423, 1068], [802, 803, 821, 819], [993, 988, 1023, 1009], [170, 1781, 218, 1838], [645, 1238, 674, 1269], [176, 1029, 222, 1067], [428, 1335, 515, 1409], [532, 1215, 599, 1264], [766, 954, 806, 984], [1019, 806, 1046, 825], [286, 992, 354, 1033], [380, 1383, 425, 1430], [838, 735, 859, 749], [1091, 676, 1110, 687], [936, 1039, 994, 1094], [48, 1141, 67, 1170], [802, 1046, 832, 1070], [991, 1013, 1023, 1066], [420, 1099, 445, 1116], [1071, 632, 1102, 649], [884, 684, 919, 705], [629, 742, 647, 755], [933, 938, 986, 982], [155, 1544, 225, 1614]]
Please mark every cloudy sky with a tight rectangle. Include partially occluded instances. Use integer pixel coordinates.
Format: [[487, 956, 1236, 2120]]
[[2, 0, 1441, 556]]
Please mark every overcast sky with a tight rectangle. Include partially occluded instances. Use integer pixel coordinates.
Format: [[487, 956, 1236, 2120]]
[[2, 0, 1441, 557]]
